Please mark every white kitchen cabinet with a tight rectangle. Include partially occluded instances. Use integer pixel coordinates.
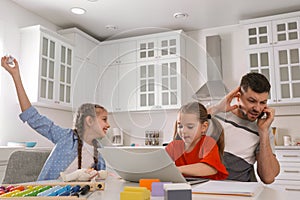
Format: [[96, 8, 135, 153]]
[[244, 21, 273, 49], [96, 41, 137, 112], [59, 29, 189, 112], [58, 28, 101, 110], [137, 58, 185, 110], [136, 31, 187, 110], [137, 33, 181, 62], [96, 62, 137, 112], [72, 58, 100, 110], [271, 147, 300, 190], [272, 17, 300, 46], [20, 25, 73, 110], [58, 27, 100, 64], [243, 12, 300, 105], [96, 64, 118, 112]]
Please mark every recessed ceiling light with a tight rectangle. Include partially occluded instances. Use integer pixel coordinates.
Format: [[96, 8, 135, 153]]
[[105, 25, 118, 30], [87, 0, 98, 2], [173, 12, 188, 19], [71, 7, 86, 15]]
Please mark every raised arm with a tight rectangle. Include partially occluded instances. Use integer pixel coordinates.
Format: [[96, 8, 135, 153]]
[[207, 86, 240, 115], [256, 107, 280, 184], [1, 56, 31, 111]]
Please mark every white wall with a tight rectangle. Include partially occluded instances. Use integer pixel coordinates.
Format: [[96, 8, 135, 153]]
[[0, 0, 72, 147]]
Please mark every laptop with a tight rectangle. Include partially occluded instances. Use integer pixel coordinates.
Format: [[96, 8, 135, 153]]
[[98, 146, 208, 185]]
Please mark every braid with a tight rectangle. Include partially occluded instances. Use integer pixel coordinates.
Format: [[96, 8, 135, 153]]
[[73, 129, 83, 169], [73, 103, 106, 170], [92, 139, 99, 170]]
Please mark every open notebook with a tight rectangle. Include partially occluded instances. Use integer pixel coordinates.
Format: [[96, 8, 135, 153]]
[[98, 146, 208, 185]]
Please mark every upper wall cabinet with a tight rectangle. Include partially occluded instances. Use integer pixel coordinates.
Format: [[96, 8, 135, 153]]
[[20, 25, 73, 110], [96, 41, 137, 112], [58, 28, 101, 110], [137, 35, 181, 62], [59, 29, 193, 112], [242, 12, 300, 105], [136, 30, 188, 110], [96, 30, 190, 112], [244, 16, 300, 49]]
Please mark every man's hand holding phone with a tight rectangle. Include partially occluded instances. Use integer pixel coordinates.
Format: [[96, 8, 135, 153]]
[[257, 107, 275, 133]]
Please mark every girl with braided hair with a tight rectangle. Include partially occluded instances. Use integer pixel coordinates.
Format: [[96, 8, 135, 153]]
[[166, 101, 228, 180], [1, 56, 110, 181]]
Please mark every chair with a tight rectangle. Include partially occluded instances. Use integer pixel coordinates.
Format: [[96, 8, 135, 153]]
[[2, 149, 51, 184]]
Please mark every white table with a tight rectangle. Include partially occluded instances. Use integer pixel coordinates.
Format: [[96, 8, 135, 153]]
[[84, 175, 299, 200]]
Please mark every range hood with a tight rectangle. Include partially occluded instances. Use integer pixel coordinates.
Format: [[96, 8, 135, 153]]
[[192, 35, 229, 101]]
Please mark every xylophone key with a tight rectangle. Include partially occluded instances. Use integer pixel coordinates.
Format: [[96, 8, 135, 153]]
[[0, 189, 21, 197], [11, 186, 41, 197], [47, 185, 71, 196], [37, 185, 62, 196], [24, 185, 52, 197]]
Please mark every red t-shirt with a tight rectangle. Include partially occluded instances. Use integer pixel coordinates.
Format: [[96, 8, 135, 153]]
[[165, 135, 228, 180]]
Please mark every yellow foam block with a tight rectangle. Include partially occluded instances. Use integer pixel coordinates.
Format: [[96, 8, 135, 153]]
[[120, 190, 150, 200], [124, 186, 150, 199], [139, 179, 160, 191]]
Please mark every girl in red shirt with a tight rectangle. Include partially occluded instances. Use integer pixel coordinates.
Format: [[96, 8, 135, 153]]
[[166, 102, 228, 180]]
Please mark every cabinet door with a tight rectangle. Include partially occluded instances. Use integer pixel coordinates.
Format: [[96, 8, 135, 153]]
[[274, 44, 300, 103], [137, 39, 157, 62], [246, 48, 277, 103], [99, 43, 119, 67], [39, 34, 56, 103], [137, 62, 157, 110], [157, 36, 179, 59], [272, 17, 300, 46], [118, 41, 137, 64], [158, 59, 181, 109], [96, 65, 118, 112], [117, 63, 137, 111], [244, 22, 273, 49], [58, 44, 73, 105], [72, 58, 99, 110]]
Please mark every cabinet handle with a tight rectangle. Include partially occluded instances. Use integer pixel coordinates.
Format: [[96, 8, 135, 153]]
[[285, 188, 300, 192], [282, 155, 299, 157], [283, 170, 299, 173]]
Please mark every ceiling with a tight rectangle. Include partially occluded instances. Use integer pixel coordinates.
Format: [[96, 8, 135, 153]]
[[12, 0, 300, 41]]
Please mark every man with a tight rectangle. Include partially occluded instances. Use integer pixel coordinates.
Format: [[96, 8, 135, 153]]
[[208, 72, 280, 184]]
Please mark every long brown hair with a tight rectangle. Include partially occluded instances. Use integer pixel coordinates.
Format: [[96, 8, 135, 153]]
[[73, 103, 106, 170], [175, 102, 225, 157]]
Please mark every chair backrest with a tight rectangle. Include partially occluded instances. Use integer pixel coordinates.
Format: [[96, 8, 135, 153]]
[[2, 150, 51, 184]]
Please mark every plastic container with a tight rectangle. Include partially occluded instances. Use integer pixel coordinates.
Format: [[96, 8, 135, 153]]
[[25, 142, 37, 148]]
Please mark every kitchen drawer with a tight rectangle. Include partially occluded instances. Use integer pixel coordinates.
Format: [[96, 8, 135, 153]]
[[276, 162, 300, 181], [270, 180, 300, 191], [275, 150, 300, 162]]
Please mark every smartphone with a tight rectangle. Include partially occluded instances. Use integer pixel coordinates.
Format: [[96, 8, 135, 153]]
[[258, 112, 266, 119]]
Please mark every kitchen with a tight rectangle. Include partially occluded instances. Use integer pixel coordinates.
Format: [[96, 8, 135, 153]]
[[0, 0, 300, 192]]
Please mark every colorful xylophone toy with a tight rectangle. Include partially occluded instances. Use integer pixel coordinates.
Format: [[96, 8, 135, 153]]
[[0, 182, 105, 199]]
